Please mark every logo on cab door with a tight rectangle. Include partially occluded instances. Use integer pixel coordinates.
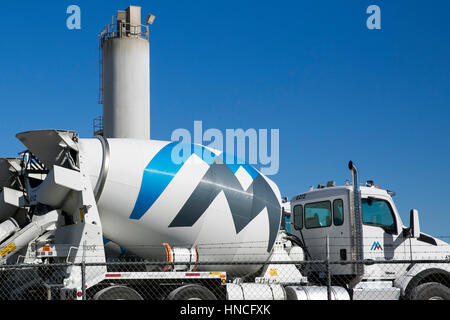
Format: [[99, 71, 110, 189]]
[[370, 241, 383, 251]]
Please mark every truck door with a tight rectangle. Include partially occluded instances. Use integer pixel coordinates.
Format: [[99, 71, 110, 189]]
[[360, 196, 408, 279], [290, 197, 353, 276]]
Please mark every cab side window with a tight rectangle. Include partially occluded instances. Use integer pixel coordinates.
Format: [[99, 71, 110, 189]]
[[304, 201, 332, 229], [293, 205, 303, 230], [333, 199, 344, 226], [361, 198, 397, 234]]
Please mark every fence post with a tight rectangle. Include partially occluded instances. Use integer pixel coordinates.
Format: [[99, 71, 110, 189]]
[[45, 283, 52, 301], [81, 242, 86, 300], [326, 235, 332, 300]]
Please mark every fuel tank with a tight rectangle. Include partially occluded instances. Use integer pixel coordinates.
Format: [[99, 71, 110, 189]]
[[80, 137, 282, 269]]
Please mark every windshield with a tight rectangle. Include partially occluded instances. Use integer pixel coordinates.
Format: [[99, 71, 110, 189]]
[[361, 198, 397, 234]]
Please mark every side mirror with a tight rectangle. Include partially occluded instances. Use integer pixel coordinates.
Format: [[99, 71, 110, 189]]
[[410, 209, 420, 238]]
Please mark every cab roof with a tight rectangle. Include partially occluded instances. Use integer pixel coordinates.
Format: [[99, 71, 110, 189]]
[[291, 185, 390, 203]]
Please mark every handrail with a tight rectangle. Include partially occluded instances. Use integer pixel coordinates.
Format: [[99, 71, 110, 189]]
[[99, 22, 149, 44]]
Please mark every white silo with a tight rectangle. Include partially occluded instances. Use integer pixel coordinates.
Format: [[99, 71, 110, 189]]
[[100, 6, 152, 139]]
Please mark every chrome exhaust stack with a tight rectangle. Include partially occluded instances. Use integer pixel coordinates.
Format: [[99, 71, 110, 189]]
[[348, 161, 365, 278]]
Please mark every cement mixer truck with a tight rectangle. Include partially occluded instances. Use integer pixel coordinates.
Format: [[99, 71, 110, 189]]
[[0, 6, 449, 300], [0, 130, 296, 300], [0, 137, 449, 300]]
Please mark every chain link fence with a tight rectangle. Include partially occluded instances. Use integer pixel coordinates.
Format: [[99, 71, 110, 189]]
[[1, 258, 449, 300]]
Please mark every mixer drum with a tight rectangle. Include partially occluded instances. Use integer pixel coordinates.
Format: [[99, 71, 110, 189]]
[[80, 138, 282, 273]]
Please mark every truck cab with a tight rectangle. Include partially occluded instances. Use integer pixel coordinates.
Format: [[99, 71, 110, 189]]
[[288, 162, 450, 297]]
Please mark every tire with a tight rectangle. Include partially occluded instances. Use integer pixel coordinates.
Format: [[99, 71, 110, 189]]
[[410, 282, 450, 300], [166, 284, 217, 300], [93, 285, 143, 300]]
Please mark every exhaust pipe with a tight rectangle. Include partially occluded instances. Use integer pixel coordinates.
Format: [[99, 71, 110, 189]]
[[348, 161, 364, 277], [348, 161, 359, 190]]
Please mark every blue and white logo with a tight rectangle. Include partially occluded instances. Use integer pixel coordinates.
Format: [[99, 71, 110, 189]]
[[370, 241, 383, 251], [129, 142, 281, 252]]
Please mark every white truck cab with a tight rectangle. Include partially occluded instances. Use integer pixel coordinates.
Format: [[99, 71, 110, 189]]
[[288, 161, 450, 299]]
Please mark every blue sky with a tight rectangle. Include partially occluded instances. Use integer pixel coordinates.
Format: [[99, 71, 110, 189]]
[[0, 1, 449, 237]]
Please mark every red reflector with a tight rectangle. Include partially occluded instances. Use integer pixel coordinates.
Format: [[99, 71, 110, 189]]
[[77, 292, 82, 297], [185, 273, 201, 277], [105, 274, 121, 278]]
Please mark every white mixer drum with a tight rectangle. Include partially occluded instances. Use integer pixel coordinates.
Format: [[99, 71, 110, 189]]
[[80, 138, 282, 273]]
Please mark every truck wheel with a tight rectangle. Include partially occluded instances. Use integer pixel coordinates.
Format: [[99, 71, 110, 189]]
[[166, 284, 217, 300], [410, 282, 450, 300], [93, 285, 143, 300]]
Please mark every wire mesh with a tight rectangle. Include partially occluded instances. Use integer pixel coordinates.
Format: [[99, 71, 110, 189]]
[[0, 250, 449, 300]]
